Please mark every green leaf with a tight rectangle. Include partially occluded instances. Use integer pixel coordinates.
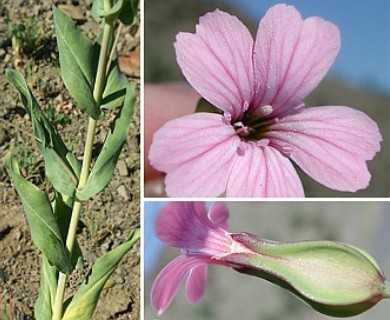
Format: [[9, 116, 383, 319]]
[[76, 84, 136, 200], [118, 0, 138, 26], [34, 257, 58, 320], [101, 59, 128, 109], [6, 69, 80, 196], [3, 153, 72, 274], [53, 6, 100, 120], [91, 0, 138, 25], [62, 228, 140, 320]]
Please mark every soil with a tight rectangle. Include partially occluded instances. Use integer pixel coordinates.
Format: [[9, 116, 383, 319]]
[[0, 0, 140, 319]]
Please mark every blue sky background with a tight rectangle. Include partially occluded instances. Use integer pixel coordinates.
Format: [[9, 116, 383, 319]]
[[213, 0, 390, 93]]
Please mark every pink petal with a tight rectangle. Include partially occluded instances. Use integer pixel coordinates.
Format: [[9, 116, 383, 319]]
[[151, 255, 207, 316], [149, 113, 240, 197], [208, 202, 229, 230], [226, 142, 304, 197], [175, 10, 254, 119], [156, 202, 232, 257], [144, 83, 200, 181], [252, 4, 340, 116], [156, 202, 209, 249], [268, 106, 382, 191], [185, 264, 208, 303]]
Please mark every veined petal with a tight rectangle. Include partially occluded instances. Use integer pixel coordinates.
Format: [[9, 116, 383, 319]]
[[252, 4, 340, 116], [185, 264, 208, 303], [226, 142, 304, 197], [149, 113, 240, 197], [268, 106, 382, 191], [208, 202, 229, 230], [156, 202, 209, 249], [175, 10, 254, 119], [151, 255, 208, 316], [156, 202, 231, 254], [144, 83, 200, 181]]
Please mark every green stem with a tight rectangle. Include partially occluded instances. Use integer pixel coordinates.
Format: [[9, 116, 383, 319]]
[[106, 22, 122, 75], [382, 281, 390, 299], [52, 1, 113, 319]]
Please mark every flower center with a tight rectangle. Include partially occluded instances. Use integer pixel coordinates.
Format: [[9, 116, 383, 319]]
[[232, 105, 277, 141]]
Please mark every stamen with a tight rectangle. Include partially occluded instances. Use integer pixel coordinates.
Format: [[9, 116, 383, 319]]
[[243, 101, 250, 112], [261, 104, 273, 116], [223, 112, 232, 124], [233, 121, 250, 136], [251, 118, 278, 129], [236, 126, 250, 136]]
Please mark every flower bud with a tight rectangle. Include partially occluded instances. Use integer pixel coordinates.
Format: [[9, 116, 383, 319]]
[[224, 233, 390, 317]]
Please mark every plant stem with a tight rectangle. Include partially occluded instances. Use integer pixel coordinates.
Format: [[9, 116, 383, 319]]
[[383, 281, 390, 299], [106, 22, 122, 75], [52, 1, 113, 319]]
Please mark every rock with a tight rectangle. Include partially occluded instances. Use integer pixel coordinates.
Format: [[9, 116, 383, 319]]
[[3, 54, 12, 63], [117, 160, 128, 176], [117, 185, 128, 201]]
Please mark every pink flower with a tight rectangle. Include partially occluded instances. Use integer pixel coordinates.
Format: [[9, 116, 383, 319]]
[[150, 202, 251, 315], [149, 4, 382, 197], [150, 202, 390, 317]]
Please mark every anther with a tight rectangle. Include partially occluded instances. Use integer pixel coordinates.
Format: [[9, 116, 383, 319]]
[[261, 105, 273, 116], [223, 112, 232, 124]]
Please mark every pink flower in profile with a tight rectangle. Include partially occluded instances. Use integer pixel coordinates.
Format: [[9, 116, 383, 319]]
[[150, 202, 390, 317], [149, 4, 382, 197], [150, 202, 251, 315]]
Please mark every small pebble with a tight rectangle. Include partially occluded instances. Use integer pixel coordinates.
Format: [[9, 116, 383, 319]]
[[117, 160, 128, 176], [117, 185, 128, 201]]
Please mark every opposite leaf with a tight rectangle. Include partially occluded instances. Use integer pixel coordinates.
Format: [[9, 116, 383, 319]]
[[3, 153, 72, 275], [6, 69, 80, 196], [76, 84, 136, 200], [53, 6, 100, 119], [62, 228, 140, 320]]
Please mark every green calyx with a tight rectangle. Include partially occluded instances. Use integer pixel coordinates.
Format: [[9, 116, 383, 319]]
[[226, 233, 389, 317]]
